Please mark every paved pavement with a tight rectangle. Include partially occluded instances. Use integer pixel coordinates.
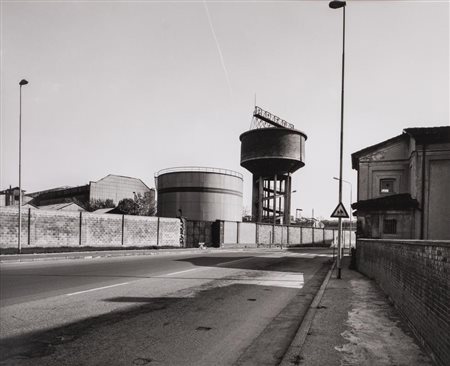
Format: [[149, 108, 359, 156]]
[[0, 249, 333, 366], [281, 257, 433, 366]]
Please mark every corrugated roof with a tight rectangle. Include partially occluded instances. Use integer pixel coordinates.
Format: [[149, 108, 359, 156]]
[[38, 202, 85, 211]]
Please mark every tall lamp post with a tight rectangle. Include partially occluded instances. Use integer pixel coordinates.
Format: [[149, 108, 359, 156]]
[[329, 0, 346, 279], [18, 79, 29, 254], [333, 177, 352, 247]]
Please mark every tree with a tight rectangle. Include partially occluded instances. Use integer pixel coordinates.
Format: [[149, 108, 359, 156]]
[[75, 198, 115, 212], [116, 192, 156, 216], [116, 198, 139, 215]]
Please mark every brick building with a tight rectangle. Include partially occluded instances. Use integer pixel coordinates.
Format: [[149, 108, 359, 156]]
[[351, 126, 450, 240]]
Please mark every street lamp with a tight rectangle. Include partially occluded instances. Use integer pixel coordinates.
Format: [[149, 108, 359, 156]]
[[333, 177, 352, 247], [329, 0, 346, 279], [18, 79, 29, 254]]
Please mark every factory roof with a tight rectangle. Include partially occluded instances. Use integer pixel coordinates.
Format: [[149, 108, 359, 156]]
[[38, 202, 86, 211]]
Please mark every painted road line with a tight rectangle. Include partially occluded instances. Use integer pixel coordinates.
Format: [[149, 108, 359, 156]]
[[66, 282, 130, 296], [164, 268, 201, 277]]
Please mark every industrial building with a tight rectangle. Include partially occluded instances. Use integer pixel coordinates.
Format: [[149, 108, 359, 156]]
[[0, 187, 23, 207], [155, 167, 243, 222], [27, 174, 155, 211], [240, 106, 307, 224], [351, 126, 450, 240]]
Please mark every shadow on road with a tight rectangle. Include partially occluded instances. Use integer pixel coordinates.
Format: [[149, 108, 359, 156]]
[[176, 255, 330, 273], [0, 261, 331, 365]]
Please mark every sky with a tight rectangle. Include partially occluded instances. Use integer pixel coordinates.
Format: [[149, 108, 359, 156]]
[[0, 0, 449, 219]]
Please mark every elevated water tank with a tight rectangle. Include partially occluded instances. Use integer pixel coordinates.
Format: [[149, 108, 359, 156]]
[[239, 106, 307, 224], [240, 127, 307, 177], [155, 167, 243, 221]]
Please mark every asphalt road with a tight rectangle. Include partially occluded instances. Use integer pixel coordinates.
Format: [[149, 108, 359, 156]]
[[0, 249, 332, 366]]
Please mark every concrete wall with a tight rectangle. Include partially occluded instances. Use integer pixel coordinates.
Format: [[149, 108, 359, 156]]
[[257, 224, 273, 245], [356, 239, 450, 366], [0, 207, 181, 249], [223, 221, 238, 244], [156, 169, 243, 222], [288, 226, 301, 244], [238, 223, 256, 244], [0, 206, 353, 251], [221, 220, 352, 247]]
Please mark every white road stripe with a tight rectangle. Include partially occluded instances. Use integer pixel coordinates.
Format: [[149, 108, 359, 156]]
[[66, 282, 130, 296], [164, 268, 200, 276]]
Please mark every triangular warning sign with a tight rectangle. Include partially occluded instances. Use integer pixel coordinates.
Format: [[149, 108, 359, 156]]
[[331, 202, 349, 218]]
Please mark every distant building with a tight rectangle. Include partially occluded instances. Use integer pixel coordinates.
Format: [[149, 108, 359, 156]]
[[351, 126, 450, 240], [0, 186, 31, 207], [27, 174, 155, 211]]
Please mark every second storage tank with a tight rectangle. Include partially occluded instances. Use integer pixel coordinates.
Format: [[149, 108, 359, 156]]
[[155, 167, 243, 222]]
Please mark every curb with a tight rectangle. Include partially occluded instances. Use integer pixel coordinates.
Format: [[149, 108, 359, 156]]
[[0, 246, 333, 264], [279, 260, 336, 366], [0, 248, 220, 263], [0, 247, 285, 264]]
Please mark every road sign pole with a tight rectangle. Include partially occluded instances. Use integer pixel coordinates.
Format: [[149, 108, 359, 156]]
[[337, 4, 346, 280], [337, 217, 342, 276]]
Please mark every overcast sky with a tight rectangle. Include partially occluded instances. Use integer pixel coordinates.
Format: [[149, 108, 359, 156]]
[[1, 0, 448, 218]]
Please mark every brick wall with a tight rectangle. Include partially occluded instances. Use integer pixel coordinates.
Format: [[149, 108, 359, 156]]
[[356, 239, 450, 366], [0, 207, 181, 249]]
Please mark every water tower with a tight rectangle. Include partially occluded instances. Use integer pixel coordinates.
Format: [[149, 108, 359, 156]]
[[240, 106, 307, 224]]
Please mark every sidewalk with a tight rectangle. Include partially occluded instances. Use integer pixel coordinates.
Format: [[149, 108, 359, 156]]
[[281, 257, 433, 366]]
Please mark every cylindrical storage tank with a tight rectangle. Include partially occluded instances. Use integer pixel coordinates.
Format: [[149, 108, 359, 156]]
[[240, 128, 307, 176], [155, 167, 243, 221]]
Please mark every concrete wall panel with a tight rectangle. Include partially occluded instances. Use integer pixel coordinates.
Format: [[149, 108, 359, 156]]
[[288, 226, 301, 245], [258, 224, 272, 244], [124, 215, 158, 247], [159, 218, 181, 246], [238, 223, 256, 244], [302, 227, 313, 244], [223, 221, 238, 244]]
